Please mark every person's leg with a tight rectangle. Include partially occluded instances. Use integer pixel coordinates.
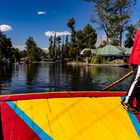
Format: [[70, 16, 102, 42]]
[[124, 65, 140, 104], [122, 65, 140, 114], [134, 86, 140, 111]]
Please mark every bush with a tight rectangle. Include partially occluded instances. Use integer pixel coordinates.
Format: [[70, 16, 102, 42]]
[[91, 55, 103, 64], [83, 50, 92, 57]]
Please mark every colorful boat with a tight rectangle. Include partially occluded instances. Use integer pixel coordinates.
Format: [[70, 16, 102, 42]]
[[0, 91, 140, 140]]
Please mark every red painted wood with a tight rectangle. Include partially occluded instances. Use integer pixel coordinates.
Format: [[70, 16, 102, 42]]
[[0, 102, 40, 140], [0, 105, 4, 140], [0, 91, 126, 102]]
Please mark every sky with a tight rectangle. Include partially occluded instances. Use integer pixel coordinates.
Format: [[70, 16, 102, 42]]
[[0, 0, 140, 50]]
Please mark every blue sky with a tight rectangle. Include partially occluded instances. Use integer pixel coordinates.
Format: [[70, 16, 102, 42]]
[[0, 0, 140, 50]]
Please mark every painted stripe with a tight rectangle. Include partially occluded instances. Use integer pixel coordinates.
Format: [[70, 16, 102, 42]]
[[6, 101, 53, 140], [128, 112, 140, 137], [125, 65, 140, 103], [121, 97, 140, 137], [0, 91, 126, 101]]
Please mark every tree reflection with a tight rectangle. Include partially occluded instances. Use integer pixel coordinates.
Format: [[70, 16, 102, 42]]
[[0, 64, 13, 94], [0, 63, 132, 94], [26, 63, 39, 85]]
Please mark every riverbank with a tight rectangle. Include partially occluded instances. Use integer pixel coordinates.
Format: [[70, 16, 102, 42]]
[[67, 61, 129, 67]]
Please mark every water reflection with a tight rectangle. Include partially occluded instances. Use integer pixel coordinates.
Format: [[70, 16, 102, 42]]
[[0, 63, 132, 95], [26, 64, 39, 85], [0, 64, 13, 94]]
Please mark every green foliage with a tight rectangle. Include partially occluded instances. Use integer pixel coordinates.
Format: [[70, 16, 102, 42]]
[[111, 38, 120, 46], [77, 24, 97, 50], [48, 35, 55, 58], [56, 36, 61, 58], [69, 47, 78, 59], [20, 50, 27, 58], [83, 24, 97, 48], [13, 48, 21, 62], [48, 36, 54, 57], [67, 18, 75, 31], [61, 35, 70, 58], [67, 18, 76, 43], [25, 37, 42, 62], [0, 31, 13, 62], [48, 35, 62, 58], [124, 24, 136, 48], [82, 50, 92, 57], [91, 55, 103, 64], [86, 0, 136, 47]]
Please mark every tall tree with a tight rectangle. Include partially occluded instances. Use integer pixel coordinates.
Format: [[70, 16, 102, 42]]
[[76, 24, 97, 51], [25, 37, 40, 61], [63, 35, 70, 58], [67, 18, 78, 59], [111, 0, 136, 47], [86, 0, 136, 47], [13, 48, 21, 63], [82, 24, 97, 49], [53, 34, 57, 58], [48, 36, 54, 58], [0, 31, 13, 60], [124, 24, 136, 48], [67, 18, 76, 42], [56, 36, 61, 58]]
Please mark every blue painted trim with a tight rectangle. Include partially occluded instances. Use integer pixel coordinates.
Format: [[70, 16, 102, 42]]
[[7, 101, 53, 140], [128, 113, 140, 137], [121, 97, 140, 137]]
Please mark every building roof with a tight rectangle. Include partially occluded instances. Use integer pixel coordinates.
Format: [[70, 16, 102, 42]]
[[80, 48, 96, 55], [96, 45, 125, 56]]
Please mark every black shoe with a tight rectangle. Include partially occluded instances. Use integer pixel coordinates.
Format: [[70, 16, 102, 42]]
[[121, 101, 139, 114]]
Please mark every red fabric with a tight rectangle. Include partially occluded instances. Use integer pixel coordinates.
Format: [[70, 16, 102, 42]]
[[129, 29, 140, 65], [0, 102, 40, 140]]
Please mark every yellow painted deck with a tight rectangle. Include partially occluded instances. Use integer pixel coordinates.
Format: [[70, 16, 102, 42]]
[[8, 96, 139, 140]]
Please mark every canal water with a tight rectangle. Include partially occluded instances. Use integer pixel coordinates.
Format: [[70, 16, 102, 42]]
[[0, 63, 132, 95]]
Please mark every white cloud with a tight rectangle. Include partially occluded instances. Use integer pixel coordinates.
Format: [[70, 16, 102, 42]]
[[0, 24, 13, 32], [44, 31, 71, 37], [13, 45, 26, 51], [37, 11, 46, 15]]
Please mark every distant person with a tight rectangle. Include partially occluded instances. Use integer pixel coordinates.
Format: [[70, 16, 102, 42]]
[[121, 29, 140, 114]]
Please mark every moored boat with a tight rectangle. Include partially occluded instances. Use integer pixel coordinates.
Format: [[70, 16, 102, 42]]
[[0, 91, 140, 140]]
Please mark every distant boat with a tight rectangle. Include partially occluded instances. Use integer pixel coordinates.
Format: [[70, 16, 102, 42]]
[[41, 58, 66, 63], [40, 58, 56, 63]]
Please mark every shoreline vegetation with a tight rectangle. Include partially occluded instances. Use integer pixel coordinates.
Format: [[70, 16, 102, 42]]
[[1, 1, 139, 66], [67, 62, 129, 67]]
